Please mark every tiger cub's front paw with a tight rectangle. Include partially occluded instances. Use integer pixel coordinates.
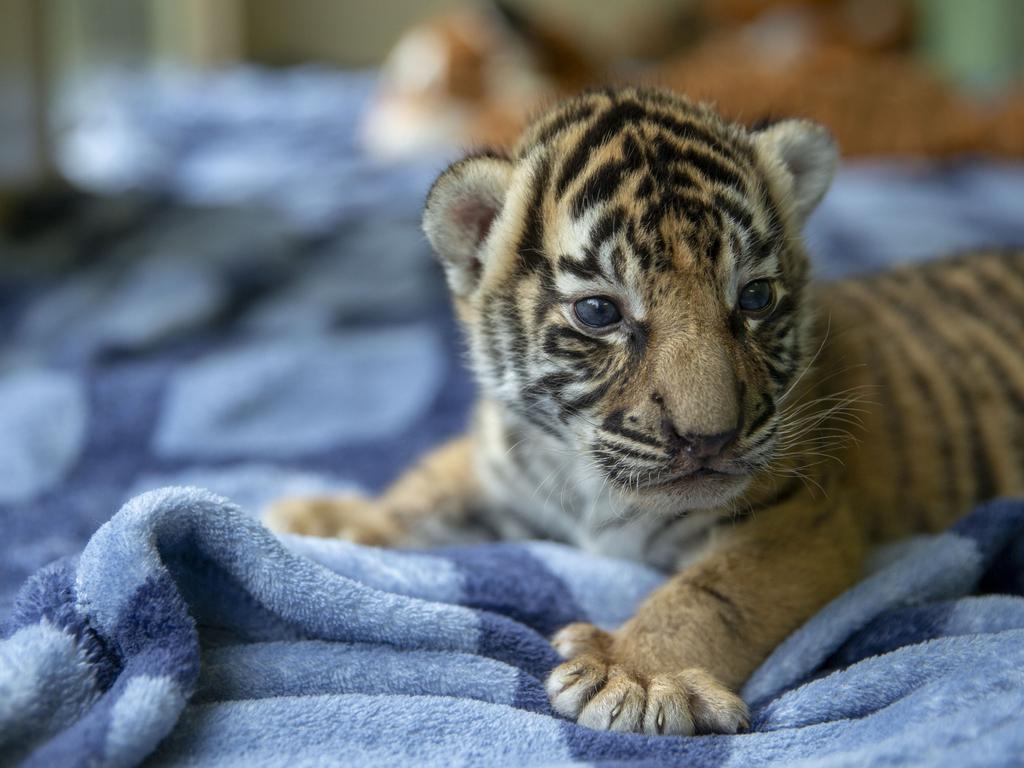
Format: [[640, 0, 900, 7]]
[[546, 623, 749, 736], [263, 495, 404, 545]]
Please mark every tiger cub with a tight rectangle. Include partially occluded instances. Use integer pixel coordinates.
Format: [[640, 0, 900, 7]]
[[268, 87, 1024, 736]]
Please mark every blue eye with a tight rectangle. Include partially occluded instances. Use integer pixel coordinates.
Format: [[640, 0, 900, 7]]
[[573, 296, 622, 328], [738, 280, 774, 314]]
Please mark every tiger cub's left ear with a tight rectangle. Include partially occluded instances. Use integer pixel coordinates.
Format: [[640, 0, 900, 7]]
[[423, 153, 514, 297], [753, 120, 838, 224]]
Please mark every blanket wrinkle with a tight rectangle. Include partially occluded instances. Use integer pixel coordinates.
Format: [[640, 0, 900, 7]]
[[2, 487, 1024, 767]]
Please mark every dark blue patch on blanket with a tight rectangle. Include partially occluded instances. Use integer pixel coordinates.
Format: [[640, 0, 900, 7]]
[[3, 490, 1024, 766], [444, 544, 586, 635]]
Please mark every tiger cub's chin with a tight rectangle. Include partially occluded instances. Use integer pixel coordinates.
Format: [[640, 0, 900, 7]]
[[630, 472, 752, 512]]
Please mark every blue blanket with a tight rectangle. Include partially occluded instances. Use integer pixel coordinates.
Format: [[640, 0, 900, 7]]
[[4, 488, 1024, 766], [3, 69, 1024, 766]]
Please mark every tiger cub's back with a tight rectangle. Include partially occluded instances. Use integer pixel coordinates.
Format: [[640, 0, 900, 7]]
[[814, 249, 1024, 542]]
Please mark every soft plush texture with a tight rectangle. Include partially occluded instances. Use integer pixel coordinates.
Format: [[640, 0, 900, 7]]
[[2, 487, 1024, 766], [3, 69, 1024, 767]]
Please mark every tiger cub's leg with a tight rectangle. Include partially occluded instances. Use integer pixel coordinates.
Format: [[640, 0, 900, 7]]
[[547, 494, 867, 735], [265, 435, 483, 546]]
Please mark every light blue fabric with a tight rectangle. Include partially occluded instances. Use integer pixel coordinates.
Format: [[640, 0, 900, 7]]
[[3, 488, 1024, 767], [153, 328, 445, 458], [0, 371, 86, 504]]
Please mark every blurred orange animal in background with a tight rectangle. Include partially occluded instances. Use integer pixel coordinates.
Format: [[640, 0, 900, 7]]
[[362, 0, 1024, 160], [360, 2, 596, 158]]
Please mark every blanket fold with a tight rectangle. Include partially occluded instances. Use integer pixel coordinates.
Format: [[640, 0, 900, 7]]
[[3, 487, 1024, 767]]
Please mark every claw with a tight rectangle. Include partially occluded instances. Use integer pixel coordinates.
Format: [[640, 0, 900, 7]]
[[555, 666, 582, 695]]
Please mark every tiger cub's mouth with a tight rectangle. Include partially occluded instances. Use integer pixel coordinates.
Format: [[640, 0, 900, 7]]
[[592, 444, 753, 502]]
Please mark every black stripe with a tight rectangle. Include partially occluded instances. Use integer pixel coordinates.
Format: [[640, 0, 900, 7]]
[[701, 223, 723, 266], [595, 438, 665, 464], [541, 324, 604, 360], [528, 101, 598, 150], [636, 174, 655, 201], [556, 249, 604, 281], [766, 360, 794, 389], [627, 217, 655, 272], [589, 205, 626, 253], [628, 320, 650, 361], [570, 157, 637, 218], [675, 146, 747, 193], [715, 192, 755, 231], [919, 267, 1024, 391], [688, 579, 744, 636], [746, 396, 776, 438], [770, 294, 796, 322], [555, 101, 648, 197], [515, 156, 553, 278], [665, 170, 703, 196], [640, 108, 754, 166], [564, 376, 615, 411], [918, 269, 1024, 477], [875, 277, 995, 504], [555, 98, 753, 199], [602, 409, 664, 450], [745, 421, 779, 453], [592, 446, 635, 486], [764, 316, 796, 347], [746, 230, 779, 265], [970, 263, 1024, 331], [937, 263, 1023, 341], [826, 287, 925, 522]]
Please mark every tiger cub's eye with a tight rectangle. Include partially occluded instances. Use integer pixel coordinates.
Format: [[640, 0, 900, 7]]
[[573, 296, 622, 329], [738, 280, 775, 314]]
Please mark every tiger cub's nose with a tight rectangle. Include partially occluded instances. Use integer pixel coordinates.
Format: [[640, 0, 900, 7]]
[[662, 420, 739, 460]]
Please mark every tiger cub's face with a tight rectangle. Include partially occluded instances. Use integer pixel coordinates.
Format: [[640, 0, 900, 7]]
[[424, 88, 837, 511]]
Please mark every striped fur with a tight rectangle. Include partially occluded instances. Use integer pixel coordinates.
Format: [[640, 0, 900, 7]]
[[268, 88, 1024, 736]]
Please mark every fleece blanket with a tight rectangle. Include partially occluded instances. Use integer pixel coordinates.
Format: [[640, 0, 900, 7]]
[[3, 68, 1024, 766], [4, 487, 1024, 766]]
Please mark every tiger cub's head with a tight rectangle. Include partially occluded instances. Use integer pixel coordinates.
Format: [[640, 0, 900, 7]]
[[424, 87, 836, 510]]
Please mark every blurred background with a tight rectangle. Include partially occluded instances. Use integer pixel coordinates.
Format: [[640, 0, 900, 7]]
[[1, 0, 1023, 614]]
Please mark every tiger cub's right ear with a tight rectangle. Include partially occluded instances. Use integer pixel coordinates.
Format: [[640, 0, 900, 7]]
[[423, 154, 514, 297]]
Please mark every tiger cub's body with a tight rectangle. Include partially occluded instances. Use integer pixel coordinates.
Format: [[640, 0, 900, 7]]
[[269, 87, 1023, 737], [813, 252, 1024, 538]]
